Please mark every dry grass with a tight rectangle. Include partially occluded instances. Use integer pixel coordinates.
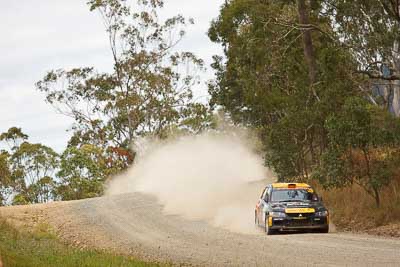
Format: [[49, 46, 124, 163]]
[[319, 178, 400, 232]]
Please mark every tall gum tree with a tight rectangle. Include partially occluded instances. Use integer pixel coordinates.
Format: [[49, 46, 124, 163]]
[[325, 0, 400, 113], [37, 0, 211, 169], [208, 0, 359, 180]]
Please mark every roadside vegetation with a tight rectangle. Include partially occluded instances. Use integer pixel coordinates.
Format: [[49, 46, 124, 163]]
[[0, 220, 157, 267], [1, 0, 400, 233], [320, 175, 400, 235]]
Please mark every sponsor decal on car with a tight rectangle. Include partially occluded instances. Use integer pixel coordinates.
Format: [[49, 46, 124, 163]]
[[284, 208, 315, 213]]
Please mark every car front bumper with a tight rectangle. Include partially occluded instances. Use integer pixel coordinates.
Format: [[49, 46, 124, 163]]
[[270, 216, 328, 230]]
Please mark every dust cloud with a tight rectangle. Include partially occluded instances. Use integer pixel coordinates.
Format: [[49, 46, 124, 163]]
[[107, 132, 274, 234]]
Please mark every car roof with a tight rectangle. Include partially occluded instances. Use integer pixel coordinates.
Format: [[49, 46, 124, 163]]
[[270, 182, 311, 189]]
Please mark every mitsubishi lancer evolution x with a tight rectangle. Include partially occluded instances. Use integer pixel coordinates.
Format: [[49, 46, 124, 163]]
[[255, 183, 329, 235]]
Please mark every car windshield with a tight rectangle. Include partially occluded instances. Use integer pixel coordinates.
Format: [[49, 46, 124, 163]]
[[271, 189, 313, 202]]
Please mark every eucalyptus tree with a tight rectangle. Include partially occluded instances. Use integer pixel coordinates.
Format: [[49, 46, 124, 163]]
[[0, 151, 12, 205], [11, 142, 59, 204], [208, 0, 359, 179], [0, 128, 59, 205], [56, 144, 115, 200], [37, 0, 211, 168], [324, 0, 400, 112]]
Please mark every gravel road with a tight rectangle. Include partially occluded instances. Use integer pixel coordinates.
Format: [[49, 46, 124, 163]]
[[31, 192, 399, 267]]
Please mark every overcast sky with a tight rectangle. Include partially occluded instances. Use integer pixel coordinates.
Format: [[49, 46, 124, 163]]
[[0, 0, 224, 152]]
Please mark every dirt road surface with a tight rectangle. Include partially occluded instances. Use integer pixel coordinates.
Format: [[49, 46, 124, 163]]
[[1, 192, 400, 266]]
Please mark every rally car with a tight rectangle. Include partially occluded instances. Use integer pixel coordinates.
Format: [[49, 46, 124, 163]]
[[255, 183, 329, 235]]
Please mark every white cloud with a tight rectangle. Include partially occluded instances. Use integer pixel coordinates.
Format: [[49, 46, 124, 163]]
[[0, 0, 224, 152]]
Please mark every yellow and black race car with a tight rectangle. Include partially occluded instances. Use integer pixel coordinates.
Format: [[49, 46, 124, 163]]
[[255, 183, 329, 235]]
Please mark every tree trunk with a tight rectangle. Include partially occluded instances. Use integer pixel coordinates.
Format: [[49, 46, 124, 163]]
[[297, 0, 319, 100], [391, 41, 400, 116], [373, 186, 381, 208], [362, 148, 380, 207]]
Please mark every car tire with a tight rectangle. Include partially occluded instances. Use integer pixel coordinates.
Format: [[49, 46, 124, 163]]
[[264, 215, 276, 235]]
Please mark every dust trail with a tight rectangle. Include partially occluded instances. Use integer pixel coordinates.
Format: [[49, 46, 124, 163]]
[[107, 132, 274, 234]]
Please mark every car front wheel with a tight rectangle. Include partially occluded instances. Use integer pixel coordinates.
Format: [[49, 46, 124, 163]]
[[264, 215, 276, 235]]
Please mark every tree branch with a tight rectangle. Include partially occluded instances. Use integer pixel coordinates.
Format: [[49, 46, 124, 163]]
[[356, 70, 400, 80]]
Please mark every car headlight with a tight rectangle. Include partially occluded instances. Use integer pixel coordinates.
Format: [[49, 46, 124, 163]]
[[315, 210, 328, 217], [269, 211, 286, 218]]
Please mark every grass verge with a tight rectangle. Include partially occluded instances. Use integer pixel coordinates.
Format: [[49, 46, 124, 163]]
[[0, 220, 158, 267]]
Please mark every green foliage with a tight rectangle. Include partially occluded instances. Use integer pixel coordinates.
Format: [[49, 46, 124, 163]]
[[315, 98, 400, 206], [325, 0, 400, 73], [209, 0, 400, 207], [0, 125, 128, 204], [208, 0, 359, 180], [11, 194, 29, 206], [56, 145, 118, 200], [0, 127, 28, 151], [36, 0, 210, 152], [324, 0, 400, 110], [11, 142, 59, 204], [0, 151, 12, 205], [0, 220, 157, 267], [0, 128, 60, 205]]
